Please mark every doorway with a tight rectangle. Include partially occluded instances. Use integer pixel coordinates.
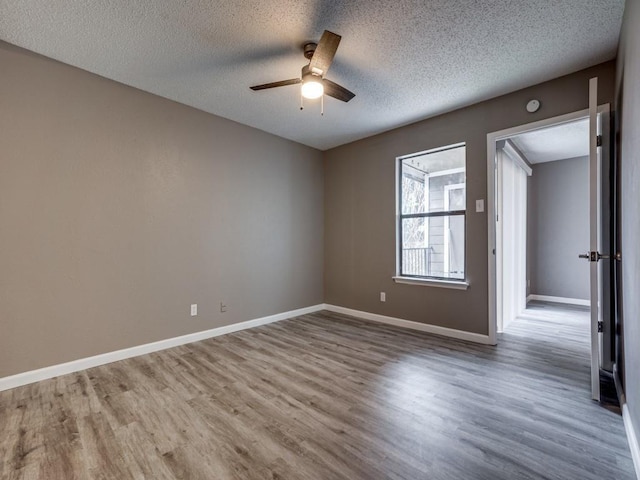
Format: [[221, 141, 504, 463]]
[[487, 103, 613, 401], [499, 118, 590, 333]]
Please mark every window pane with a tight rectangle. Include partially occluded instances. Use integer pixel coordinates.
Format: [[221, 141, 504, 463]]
[[401, 215, 464, 279], [401, 216, 441, 277], [446, 215, 465, 279], [401, 166, 427, 214], [447, 185, 465, 211], [401, 145, 466, 214], [398, 143, 466, 281], [402, 217, 427, 251]]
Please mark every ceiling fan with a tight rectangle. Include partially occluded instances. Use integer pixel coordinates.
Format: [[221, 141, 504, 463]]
[[250, 30, 355, 109]]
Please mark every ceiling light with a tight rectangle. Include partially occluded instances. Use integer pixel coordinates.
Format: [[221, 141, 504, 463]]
[[301, 74, 324, 99]]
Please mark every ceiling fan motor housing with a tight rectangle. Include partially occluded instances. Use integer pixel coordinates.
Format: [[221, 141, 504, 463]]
[[303, 42, 317, 60], [301, 64, 323, 80]]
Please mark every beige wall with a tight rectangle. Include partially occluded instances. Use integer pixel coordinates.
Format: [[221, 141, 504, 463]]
[[324, 61, 615, 335], [0, 37, 622, 380], [0, 42, 324, 378]]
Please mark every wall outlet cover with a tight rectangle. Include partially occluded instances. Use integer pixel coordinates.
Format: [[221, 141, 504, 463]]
[[190, 304, 197, 316]]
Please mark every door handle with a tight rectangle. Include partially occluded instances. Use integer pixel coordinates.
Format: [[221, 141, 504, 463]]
[[578, 251, 612, 262]]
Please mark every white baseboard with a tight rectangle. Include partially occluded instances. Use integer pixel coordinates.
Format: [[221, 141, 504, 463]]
[[0, 304, 324, 392], [324, 304, 494, 345], [623, 404, 640, 479], [527, 294, 590, 307]]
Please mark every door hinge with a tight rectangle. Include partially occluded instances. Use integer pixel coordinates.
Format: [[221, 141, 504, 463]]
[[597, 321, 603, 333], [597, 135, 602, 147]]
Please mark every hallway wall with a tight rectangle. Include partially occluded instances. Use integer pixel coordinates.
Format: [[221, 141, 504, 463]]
[[527, 156, 590, 301]]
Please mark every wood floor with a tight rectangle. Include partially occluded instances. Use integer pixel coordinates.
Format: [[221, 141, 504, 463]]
[[0, 305, 635, 479]]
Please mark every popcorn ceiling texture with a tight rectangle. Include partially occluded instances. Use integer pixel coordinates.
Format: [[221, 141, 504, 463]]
[[0, 0, 625, 150], [511, 119, 590, 164]]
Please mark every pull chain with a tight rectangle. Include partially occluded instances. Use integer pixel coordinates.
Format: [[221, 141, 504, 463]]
[[321, 94, 324, 116]]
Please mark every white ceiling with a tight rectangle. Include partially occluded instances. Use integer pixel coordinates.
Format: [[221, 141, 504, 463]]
[[0, 1, 625, 150], [510, 118, 589, 164]]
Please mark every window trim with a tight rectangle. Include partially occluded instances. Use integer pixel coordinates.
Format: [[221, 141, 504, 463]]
[[392, 275, 469, 289], [396, 143, 467, 286]]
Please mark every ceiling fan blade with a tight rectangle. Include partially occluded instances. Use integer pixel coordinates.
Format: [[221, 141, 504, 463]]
[[323, 79, 355, 102], [309, 30, 341, 76], [250, 78, 301, 91]]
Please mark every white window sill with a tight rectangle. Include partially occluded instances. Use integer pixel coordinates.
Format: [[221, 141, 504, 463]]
[[392, 276, 469, 290]]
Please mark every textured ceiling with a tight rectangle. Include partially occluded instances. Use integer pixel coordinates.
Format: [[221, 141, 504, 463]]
[[0, 0, 625, 150], [511, 118, 589, 164]]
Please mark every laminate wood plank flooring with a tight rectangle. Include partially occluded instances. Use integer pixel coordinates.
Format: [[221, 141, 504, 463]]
[[0, 304, 635, 479]]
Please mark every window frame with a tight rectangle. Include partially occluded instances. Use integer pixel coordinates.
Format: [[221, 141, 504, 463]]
[[395, 143, 469, 288]]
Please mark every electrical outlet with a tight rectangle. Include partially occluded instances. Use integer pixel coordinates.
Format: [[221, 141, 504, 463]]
[[190, 304, 197, 316], [380, 292, 386, 302], [220, 302, 227, 313]]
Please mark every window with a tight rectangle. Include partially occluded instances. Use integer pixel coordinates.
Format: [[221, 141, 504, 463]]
[[397, 143, 466, 282]]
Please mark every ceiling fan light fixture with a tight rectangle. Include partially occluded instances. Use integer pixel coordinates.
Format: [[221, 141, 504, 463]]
[[301, 74, 324, 99], [250, 30, 355, 106]]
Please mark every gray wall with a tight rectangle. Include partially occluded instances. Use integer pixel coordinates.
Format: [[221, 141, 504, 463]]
[[528, 157, 590, 300], [0, 42, 324, 378], [616, 0, 640, 459], [324, 61, 615, 335], [527, 176, 534, 297]]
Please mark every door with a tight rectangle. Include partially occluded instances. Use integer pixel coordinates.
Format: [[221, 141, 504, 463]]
[[585, 78, 612, 401], [496, 142, 530, 333]]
